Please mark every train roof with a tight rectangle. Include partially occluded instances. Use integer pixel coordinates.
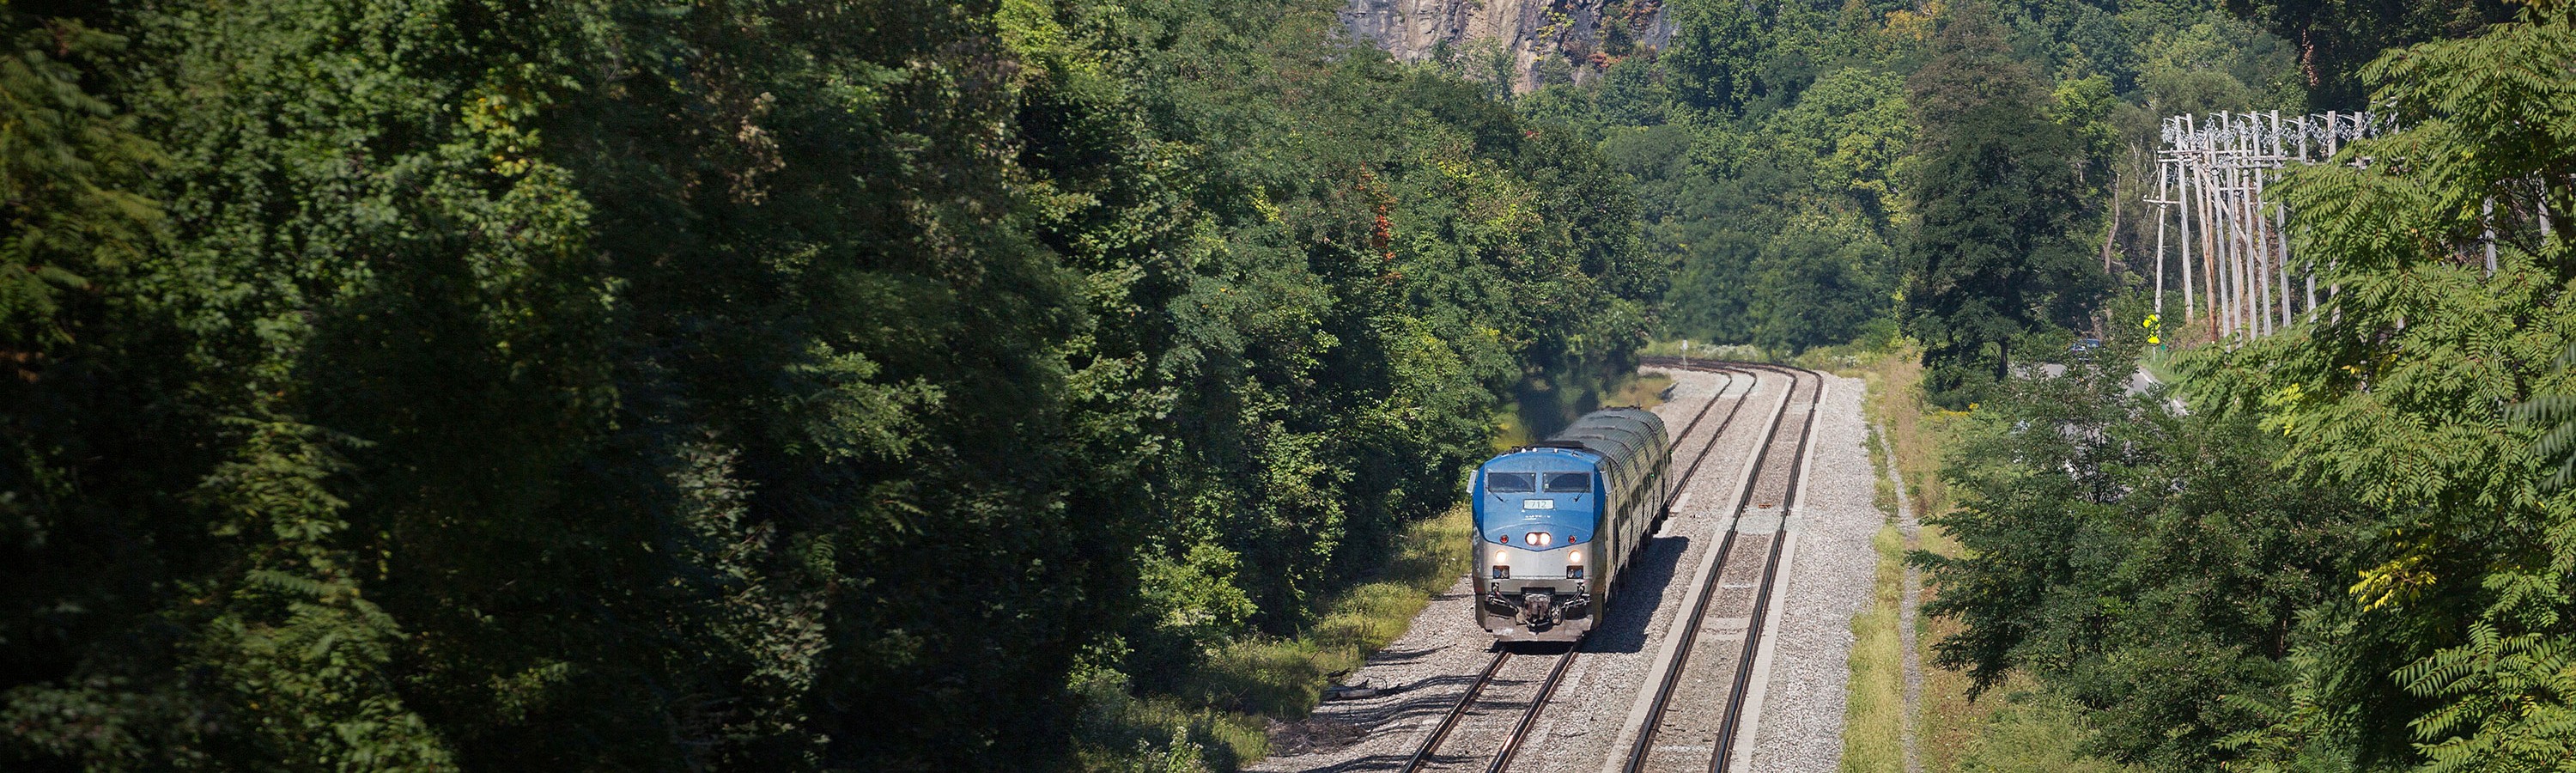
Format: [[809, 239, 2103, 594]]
[[1510, 407, 1663, 468]]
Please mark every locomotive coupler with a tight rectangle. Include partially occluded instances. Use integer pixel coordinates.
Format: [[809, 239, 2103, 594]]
[[1518, 591, 1558, 626], [1485, 587, 1591, 625]]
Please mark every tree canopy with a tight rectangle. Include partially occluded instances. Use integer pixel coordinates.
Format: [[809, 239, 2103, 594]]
[[1917, 3, 2576, 770], [0, 0, 1656, 769]]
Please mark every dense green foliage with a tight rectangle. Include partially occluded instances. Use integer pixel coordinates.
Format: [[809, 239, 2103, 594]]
[[0, 0, 1655, 769], [1511, 0, 2305, 386], [2220, 0, 2517, 106], [1519, 0, 1924, 356], [2199, 3, 2576, 768], [13, 0, 2563, 768], [1919, 3, 2576, 770], [1900, 2, 2107, 405], [1920, 317, 2376, 769]]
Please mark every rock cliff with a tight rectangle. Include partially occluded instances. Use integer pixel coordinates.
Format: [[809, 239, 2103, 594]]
[[1339, 0, 1674, 93]]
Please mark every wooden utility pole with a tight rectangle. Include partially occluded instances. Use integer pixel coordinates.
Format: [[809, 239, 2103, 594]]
[[2148, 109, 2379, 340]]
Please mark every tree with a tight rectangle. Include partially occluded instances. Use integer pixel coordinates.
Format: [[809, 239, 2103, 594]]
[[1917, 324, 2374, 768], [2221, 0, 2518, 107], [0, 0, 1666, 770], [1752, 211, 1892, 353], [1899, 1, 2104, 407], [1664, 0, 1766, 116], [2194, 3, 2576, 768]]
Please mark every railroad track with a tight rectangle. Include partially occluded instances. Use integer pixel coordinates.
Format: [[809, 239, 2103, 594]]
[[1622, 359, 1823, 773], [1660, 366, 1757, 520], [1399, 645, 1577, 773], [1399, 363, 1762, 773]]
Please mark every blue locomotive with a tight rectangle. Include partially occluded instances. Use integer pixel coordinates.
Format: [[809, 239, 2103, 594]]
[[1473, 408, 1671, 641]]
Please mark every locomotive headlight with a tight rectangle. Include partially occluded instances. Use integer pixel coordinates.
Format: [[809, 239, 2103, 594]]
[[1569, 551, 1583, 563], [1493, 550, 1507, 563]]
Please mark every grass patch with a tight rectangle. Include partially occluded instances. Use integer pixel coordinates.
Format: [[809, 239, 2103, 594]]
[[1915, 583, 1990, 773], [1849, 345, 2129, 773], [1072, 684, 1261, 773], [1859, 350, 1948, 522], [1840, 523, 1907, 773], [1191, 579, 1453, 718], [2136, 344, 2187, 389], [1886, 370, 2023, 773], [1610, 371, 1675, 410], [1911, 537, 2128, 773], [1204, 503, 1474, 713], [1091, 503, 1474, 770], [1839, 348, 1927, 773], [1943, 692, 2132, 773]]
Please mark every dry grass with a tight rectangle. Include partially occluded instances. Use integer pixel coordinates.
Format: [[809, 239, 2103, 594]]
[[1839, 522, 1907, 773], [1846, 344, 2003, 773], [1863, 354, 1949, 522], [1914, 587, 1988, 773], [1838, 349, 1939, 773], [1860, 344, 2005, 773], [1847, 347, 2129, 773], [1917, 670, 2129, 773]]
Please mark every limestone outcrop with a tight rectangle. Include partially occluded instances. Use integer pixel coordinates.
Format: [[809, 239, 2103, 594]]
[[1337, 0, 1674, 92]]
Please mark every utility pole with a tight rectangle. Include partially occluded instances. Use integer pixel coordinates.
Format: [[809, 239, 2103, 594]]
[[2149, 109, 2380, 339]]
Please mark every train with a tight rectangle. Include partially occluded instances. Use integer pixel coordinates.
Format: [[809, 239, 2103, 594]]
[[1473, 407, 1671, 642]]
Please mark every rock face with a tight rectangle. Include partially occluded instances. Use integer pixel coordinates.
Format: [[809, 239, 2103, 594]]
[[1338, 0, 1675, 93]]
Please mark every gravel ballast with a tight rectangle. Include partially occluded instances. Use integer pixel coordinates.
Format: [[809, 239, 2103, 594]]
[[1250, 368, 1875, 773], [1742, 373, 1876, 773]]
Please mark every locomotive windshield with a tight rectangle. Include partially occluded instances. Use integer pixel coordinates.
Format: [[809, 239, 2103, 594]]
[[1485, 472, 1536, 492], [1541, 472, 1591, 493]]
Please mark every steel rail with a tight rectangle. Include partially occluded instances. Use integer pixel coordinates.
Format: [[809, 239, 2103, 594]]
[[1620, 369, 1786, 773], [1398, 647, 1578, 773], [1649, 365, 1739, 520], [1706, 365, 1820, 773], [1485, 648, 1578, 773], [1619, 362, 1819, 773], [1664, 367, 1753, 508], [1406, 364, 1750, 773], [1402, 650, 1514, 773], [1662, 367, 1738, 453]]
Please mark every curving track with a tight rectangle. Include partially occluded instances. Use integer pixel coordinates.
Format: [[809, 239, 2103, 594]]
[[1619, 360, 1822, 773], [1400, 363, 1785, 773]]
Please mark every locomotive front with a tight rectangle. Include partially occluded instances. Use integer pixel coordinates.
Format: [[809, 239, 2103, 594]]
[[1473, 449, 1602, 641]]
